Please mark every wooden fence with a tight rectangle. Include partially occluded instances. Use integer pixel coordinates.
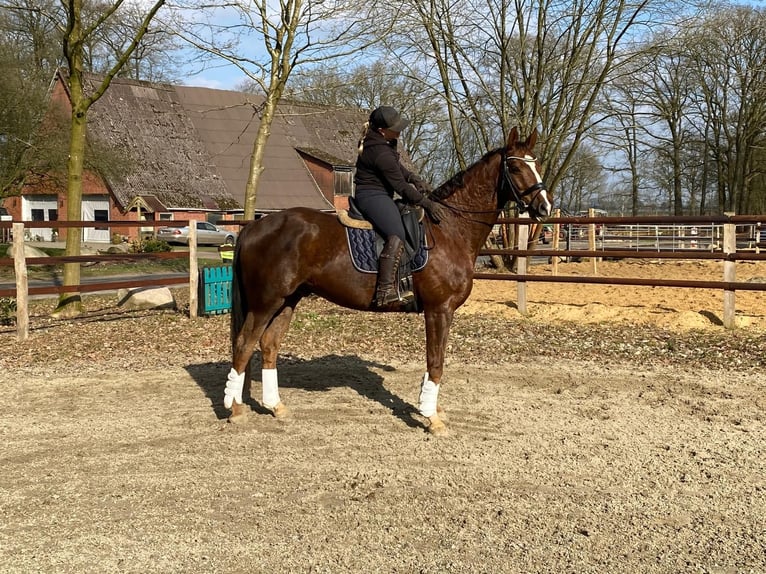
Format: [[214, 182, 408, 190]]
[[3, 213, 766, 341], [480, 211, 766, 329], [1, 220, 199, 340]]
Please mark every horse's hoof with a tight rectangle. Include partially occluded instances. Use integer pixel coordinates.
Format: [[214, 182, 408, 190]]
[[270, 402, 290, 419], [226, 413, 247, 425], [228, 407, 248, 424], [427, 415, 448, 436]]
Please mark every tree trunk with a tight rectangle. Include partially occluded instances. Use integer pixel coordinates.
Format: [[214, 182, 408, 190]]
[[243, 94, 280, 219], [52, 104, 88, 318]]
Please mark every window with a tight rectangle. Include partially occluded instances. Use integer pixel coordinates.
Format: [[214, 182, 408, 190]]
[[94, 209, 109, 230], [31, 209, 45, 221], [334, 168, 353, 197]]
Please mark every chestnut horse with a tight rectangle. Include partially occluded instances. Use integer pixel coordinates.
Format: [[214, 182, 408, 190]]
[[224, 127, 552, 435]]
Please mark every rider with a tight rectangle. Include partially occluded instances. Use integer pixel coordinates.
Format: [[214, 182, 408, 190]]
[[353, 105, 446, 306]]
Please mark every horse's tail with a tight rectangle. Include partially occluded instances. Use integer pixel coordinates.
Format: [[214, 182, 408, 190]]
[[230, 232, 246, 361]]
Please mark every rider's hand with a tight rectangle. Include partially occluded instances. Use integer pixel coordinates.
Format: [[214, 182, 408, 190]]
[[409, 174, 434, 195], [419, 197, 448, 224], [416, 180, 434, 195]]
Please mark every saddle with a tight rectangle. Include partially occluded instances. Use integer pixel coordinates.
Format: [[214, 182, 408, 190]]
[[337, 198, 429, 302]]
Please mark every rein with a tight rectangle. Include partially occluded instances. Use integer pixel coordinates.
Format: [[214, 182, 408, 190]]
[[434, 194, 503, 217]]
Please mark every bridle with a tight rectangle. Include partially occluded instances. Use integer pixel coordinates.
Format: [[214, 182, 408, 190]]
[[501, 154, 548, 215], [431, 149, 547, 221]]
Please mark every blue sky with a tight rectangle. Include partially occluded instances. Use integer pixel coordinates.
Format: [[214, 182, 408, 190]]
[[169, 2, 258, 91], [179, 62, 249, 91], [175, 0, 765, 92]]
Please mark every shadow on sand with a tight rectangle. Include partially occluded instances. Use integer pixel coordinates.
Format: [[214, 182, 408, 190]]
[[184, 353, 423, 430]]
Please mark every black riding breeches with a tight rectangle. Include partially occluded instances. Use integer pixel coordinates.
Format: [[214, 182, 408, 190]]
[[353, 188, 406, 242]]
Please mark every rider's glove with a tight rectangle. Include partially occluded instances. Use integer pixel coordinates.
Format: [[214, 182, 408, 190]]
[[418, 197, 448, 224]]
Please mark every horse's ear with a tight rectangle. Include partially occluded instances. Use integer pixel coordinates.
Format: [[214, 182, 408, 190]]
[[506, 126, 519, 148], [525, 129, 538, 150]]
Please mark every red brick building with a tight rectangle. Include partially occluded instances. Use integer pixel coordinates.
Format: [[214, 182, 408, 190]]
[[2, 70, 367, 242]]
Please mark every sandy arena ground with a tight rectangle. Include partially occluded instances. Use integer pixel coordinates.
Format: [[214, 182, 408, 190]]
[[0, 260, 764, 573]]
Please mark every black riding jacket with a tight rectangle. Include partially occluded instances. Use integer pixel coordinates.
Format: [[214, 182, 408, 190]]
[[354, 130, 429, 203]]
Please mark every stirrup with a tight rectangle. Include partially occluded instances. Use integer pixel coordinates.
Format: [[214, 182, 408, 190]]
[[375, 285, 400, 306], [375, 285, 414, 306], [399, 287, 414, 304]]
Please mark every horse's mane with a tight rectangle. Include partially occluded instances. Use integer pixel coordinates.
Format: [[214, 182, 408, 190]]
[[430, 146, 505, 201]]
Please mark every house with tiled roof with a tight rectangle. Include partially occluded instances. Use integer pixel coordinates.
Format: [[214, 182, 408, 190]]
[[2, 70, 367, 241]]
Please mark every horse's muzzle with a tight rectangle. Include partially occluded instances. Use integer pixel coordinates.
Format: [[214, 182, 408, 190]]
[[529, 186, 553, 221]]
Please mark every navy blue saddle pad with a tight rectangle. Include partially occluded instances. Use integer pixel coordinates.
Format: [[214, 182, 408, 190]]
[[345, 227, 429, 274]]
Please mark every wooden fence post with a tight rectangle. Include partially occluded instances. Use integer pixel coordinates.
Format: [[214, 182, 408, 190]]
[[516, 213, 530, 316], [588, 207, 599, 275], [722, 215, 736, 329], [551, 208, 561, 275], [12, 223, 29, 341], [188, 222, 198, 319]]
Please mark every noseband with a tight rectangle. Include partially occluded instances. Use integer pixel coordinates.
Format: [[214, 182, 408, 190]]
[[502, 154, 548, 214]]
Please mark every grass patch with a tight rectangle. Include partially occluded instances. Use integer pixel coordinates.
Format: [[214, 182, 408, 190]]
[[291, 310, 342, 332]]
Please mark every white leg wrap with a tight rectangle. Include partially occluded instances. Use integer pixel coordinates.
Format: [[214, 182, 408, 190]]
[[224, 368, 245, 409], [262, 368, 281, 410], [419, 373, 440, 417]]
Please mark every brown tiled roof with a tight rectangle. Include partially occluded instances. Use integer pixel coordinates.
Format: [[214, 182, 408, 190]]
[[80, 72, 367, 212], [85, 76, 238, 211]]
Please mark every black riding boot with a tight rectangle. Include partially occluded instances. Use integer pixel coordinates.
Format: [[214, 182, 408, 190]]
[[375, 235, 408, 306]]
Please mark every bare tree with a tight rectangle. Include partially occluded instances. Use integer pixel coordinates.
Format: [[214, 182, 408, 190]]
[[84, 0, 182, 82], [554, 145, 607, 213], [634, 36, 697, 215], [0, 33, 51, 188], [50, 0, 167, 318], [598, 80, 646, 216], [0, 0, 64, 189], [684, 6, 766, 214], [175, 0, 381, 219], [0, 0, 64, 73], [287, 61, 451, 183], [386, 0, 668, 199]]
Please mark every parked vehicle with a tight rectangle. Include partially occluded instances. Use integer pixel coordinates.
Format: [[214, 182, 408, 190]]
[[539, 224, 567, 244], [571, 209, 608, 238], [576, 208, 608, 218], [157, 221, 237, 246]]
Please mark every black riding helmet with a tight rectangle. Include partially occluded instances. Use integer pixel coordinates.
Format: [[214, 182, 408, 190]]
[[369, 106, 410, 133]]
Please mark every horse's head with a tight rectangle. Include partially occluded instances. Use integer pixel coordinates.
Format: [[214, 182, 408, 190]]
[[502, 127, 552, 221]]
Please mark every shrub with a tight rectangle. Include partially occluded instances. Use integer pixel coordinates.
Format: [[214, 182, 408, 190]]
[[129, 237, 171, 253], [0, 297, 16, 325]]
